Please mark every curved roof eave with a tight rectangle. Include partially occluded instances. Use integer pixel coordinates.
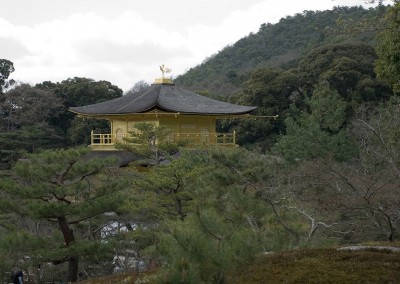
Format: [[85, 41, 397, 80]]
[[69, 83, 257, 116]]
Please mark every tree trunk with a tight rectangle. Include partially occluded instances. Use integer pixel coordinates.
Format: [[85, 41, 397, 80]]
[[58, 215, 79, 282], [175, 197, 186, 221], [68, 256, 79, 283]]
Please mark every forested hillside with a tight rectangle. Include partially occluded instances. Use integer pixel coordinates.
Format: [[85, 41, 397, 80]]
[[175, 5, 387, 97]]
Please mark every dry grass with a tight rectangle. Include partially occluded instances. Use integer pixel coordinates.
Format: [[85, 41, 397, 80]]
[[76, 270, 156, 284], [77, 246, 400, 283], [228, 247, 400, 284]]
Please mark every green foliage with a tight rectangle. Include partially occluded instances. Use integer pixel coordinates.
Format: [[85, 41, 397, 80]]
[[36, 77, 122, 108], [36, 77, 123, 143], [332, 3, 388, 36], [346, 97, 400, 241], [271, 96, 400, 244], [222, 41, 390, 149], [298, 42, 390, 102], [0, 84, 65, 168], [0, 84, 63, 131], [157, 187, 266, 284], [67, 117, 110, 146], [175, 6, 385, 97], [274, 82, 357, 161], [0, 59, 14, 92], [154, 148, 283, 283], [0, 147, 127, 282], [112, 150, 209, 274], [375, 2, 400, 93], [130, 151, 206, 222], [116, 122, 186, 165], [206, 148, 329, 248], [126, 80, 150, 94], [354, 96, 400, 175], [230, 67, 298, 150], [0, 78, 122, 168], [0, 125, 65, 164]]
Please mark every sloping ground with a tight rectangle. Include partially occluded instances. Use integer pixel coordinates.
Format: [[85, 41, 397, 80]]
[[77, 274, 137, 284], [77, 247, 400, 283], [228, 248, 400, 284], [77, 270, 154, 284]]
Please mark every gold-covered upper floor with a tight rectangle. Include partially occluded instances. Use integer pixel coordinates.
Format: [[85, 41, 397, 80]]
[[90, 131, 237, 151]]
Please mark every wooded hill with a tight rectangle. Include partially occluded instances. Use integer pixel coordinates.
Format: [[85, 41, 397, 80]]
[[174, 5, 388, 97]]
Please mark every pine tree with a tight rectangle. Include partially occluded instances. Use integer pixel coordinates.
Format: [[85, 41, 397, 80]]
[[156, 148, 270, 283], [115, 122, 186, 166], [111, 150, 209, 272], [274, 81, 357, 162], [0, 147, 127, 282]]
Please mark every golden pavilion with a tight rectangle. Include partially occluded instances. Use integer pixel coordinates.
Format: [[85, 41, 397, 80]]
[[69, 73, 256, 151]]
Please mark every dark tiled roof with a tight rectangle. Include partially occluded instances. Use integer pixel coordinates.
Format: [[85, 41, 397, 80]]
[[69, 83, 256, 115]]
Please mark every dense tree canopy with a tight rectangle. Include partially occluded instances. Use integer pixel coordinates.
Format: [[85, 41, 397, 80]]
[[115, 122, 185, 166], [229, 67, 298, 150], [175, 6, 387, 97], [0, 84, 63, 131], [0, 59, 14, 93], [0, 84, 65, 168], [36, 77, 122, 107], [274, 82, 357, 161], [0, 147, 127, 282], [375, 2, 400, 93], [298, 43, 391, 102], [36, 77, 123, 145], [126, 80, 150, 95], [0, 77, 123, 168], [225, 41, 392, 150]]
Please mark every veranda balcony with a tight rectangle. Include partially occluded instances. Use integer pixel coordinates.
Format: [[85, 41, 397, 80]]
[[90, 130, 237, 151]]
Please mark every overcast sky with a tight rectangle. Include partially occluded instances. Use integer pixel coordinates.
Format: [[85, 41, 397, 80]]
[[0, 0, 393, 92]]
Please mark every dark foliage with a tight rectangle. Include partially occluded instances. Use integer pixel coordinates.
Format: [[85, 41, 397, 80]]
[[175, 6, 387, 97], [36, 77, 123, 144]]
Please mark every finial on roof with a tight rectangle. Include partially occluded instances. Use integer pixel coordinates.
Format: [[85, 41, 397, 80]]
[[155, 64, 173, 84], [159, 64, 171, 78]]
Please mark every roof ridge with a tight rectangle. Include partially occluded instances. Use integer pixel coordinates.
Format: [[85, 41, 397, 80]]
[[155, 83, 166, 108], [116, 84, 157, 112]]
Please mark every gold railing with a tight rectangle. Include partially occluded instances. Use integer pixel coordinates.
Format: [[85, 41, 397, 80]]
[[172, 132, 236, 146], [91, 133, 113, 145], [90, 131, 236, 146]]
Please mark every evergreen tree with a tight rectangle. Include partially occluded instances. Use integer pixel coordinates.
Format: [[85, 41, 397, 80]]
[[375, 2, 400, 94], [131, 150, 207, 222], [277, 98, 400, 243], [115, 122, 186, 166], [112, 150, 209, 272], [0, 147, 127, 282], [232, 67, 298, 150], [36, 77, 123, 145], [298, 43, 390, 102], [156, 148, 270, 284], [0, 84, 65, 169], [0, 59, 14, 93], [274, 82, 357, 162]]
